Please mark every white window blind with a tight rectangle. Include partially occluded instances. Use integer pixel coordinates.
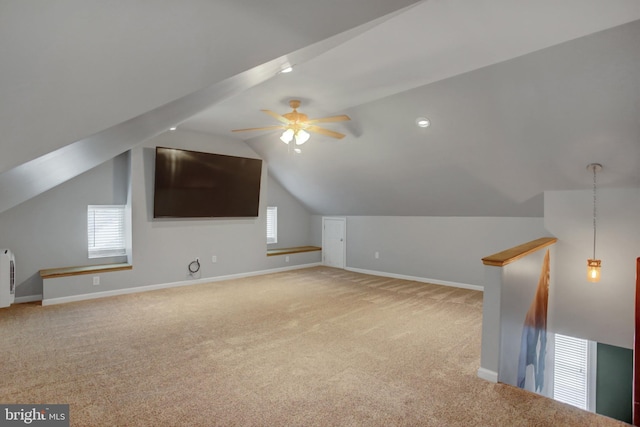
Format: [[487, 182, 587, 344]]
[[554, 334, 590, 410], [266, 206, 277, 244], [88, 205, 126, 258]]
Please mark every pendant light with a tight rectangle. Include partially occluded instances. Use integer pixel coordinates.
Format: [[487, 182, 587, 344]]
[[586, 163, 602, 283]]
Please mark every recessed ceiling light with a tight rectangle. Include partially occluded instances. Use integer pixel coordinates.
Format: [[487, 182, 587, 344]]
[[280, 66, 294, 74], [169, 126, 177, 131], [294, 148, 302, 154], [416, 117, 430, 128]]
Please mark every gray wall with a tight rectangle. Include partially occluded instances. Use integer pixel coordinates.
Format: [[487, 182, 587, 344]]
[[121, 130, 319, 294], [1, 130, 318, 300], [596, 342, 633, 423], [267, 175, 312, 249], [309, 189, 639, 350], [545, 188, 640, 349], [313, 215, 547, 287], [0, 152, 130, 298]]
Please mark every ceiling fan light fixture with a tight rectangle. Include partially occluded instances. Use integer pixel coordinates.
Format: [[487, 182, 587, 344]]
[[232, 100, 349, 144], [280, 129, 294, 144], [295, 129, 310, 145]]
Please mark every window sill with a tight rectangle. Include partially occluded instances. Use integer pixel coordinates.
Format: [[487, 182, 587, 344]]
[[40, 263, 132, 279]]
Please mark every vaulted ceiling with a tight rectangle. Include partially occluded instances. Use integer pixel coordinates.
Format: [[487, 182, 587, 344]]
[[2, 1, 640, 217]]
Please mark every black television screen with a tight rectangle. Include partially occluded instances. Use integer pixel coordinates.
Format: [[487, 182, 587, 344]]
[[153, 147, 262, 218]]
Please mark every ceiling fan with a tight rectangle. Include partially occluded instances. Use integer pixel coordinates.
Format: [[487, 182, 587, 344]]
[[232, 100, 350, 145]]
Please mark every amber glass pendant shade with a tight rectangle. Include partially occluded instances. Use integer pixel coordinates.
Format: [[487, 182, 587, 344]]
[[587, 259, 601, 283]]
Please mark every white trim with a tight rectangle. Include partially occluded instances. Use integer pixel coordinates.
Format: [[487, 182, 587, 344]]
[[345, 267, 483, 291], [15, 294, 43, 304], [477, 367, 498, 383], [42, 262, 321, 306]]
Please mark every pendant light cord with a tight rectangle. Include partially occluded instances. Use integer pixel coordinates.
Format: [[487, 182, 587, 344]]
[[592, 165, 597, 260]]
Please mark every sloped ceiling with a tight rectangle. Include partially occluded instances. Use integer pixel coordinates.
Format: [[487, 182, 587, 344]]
[[182, 1, 640, 217], [2, 1, 640, 217], [261, 20, 640, 216], [0, 0, 418, 213]]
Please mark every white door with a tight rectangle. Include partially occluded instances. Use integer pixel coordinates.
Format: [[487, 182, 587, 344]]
[[322, 217, 346, 268]]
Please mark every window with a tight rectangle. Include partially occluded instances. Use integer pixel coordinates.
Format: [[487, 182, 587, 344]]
[[88, 205, 126, 258], [266, 206, 277, 244], [553, 334, 596, 411]]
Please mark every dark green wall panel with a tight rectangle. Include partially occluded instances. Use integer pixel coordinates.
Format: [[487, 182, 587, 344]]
[[596, 343, 632, 423]]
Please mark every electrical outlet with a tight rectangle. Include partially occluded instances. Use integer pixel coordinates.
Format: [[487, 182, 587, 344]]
[[285, 256, 290, 263], [374, 251, 380, 259], [93, 276, 100, 286], [212, 255, 217, 263]]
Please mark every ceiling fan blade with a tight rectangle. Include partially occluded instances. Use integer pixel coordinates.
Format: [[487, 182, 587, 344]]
[[306, 125, 346, 139], [306, 114, 351, 124], [261, 109, 291, 124], [231, 125, 285, 132]]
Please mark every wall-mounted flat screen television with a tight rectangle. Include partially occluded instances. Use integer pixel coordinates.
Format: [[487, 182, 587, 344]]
[[153, 147, 262, 218]]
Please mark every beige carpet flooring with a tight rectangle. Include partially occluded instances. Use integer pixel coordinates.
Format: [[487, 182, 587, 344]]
[[0, 267, 627, 426]]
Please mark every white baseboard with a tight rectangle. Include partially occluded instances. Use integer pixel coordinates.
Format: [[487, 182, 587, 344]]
[[477, 367, 498, 383], [42, 262, 321, 306], [344, 267, 483, 292], [15, 294, 43, 304]]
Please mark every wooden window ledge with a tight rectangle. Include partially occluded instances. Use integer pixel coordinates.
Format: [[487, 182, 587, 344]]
[[267, 246, 321, 257], [40, 263, 132, 279]]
